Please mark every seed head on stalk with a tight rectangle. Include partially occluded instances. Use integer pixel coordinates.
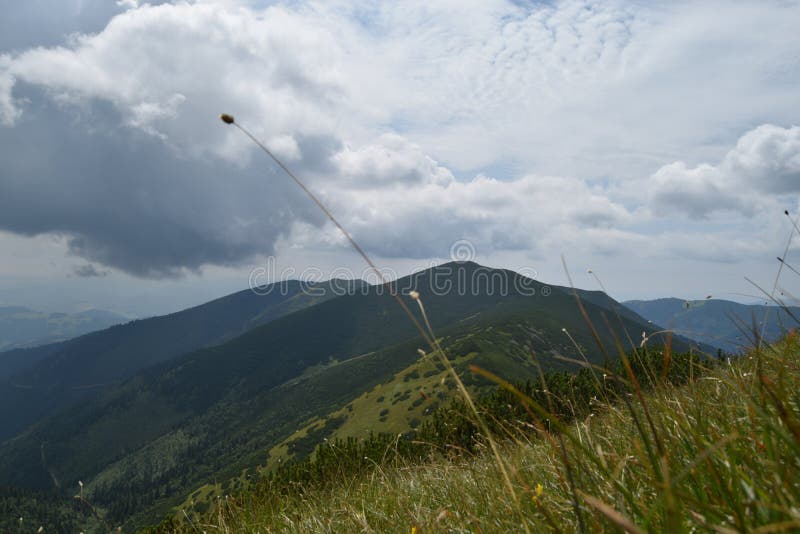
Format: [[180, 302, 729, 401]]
[[220, 113, 529, 531]]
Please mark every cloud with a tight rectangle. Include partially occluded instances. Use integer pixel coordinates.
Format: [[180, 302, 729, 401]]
[[315, 137, 633, 259], [646, 124, 799, 219], [3, 0, 798, 179], [0, 56, 20, 125], [332, 135, 455, 188], [0, 2, 354, 161], [328, 0, 800, 180], [0, 91, 320, 277], [0, 0, 797, 285], [0, 2, 355, 277], [72, 263, 109, 278], [648, 162, 753, 219], [722, 124, 800, 194], [663, 230, 773, 264], [1, 2, 634, 273]]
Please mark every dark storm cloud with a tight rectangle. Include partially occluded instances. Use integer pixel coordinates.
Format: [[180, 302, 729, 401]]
[[0, 85, 326, 278]]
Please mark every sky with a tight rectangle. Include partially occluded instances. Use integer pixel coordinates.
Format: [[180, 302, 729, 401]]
[[0, 0, 798, 317]]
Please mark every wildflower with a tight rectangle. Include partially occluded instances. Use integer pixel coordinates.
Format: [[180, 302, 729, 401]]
[[409, 290, 420, 300], [411, 526, 419, 534], [219, 113, 235, 124], [532, 483, 544, 503], [417, 348, 426, 357]]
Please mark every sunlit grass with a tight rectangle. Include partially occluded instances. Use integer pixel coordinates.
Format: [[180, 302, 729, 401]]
[[191, 114, 800, 533], [178, 332, 800, 533]]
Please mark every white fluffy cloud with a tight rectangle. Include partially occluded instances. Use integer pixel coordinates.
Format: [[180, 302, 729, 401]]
[[318, 122, 799, 263], [646, 124, 800, 219], [310, 134, 634, 259], [0, 2, 353, 161], [723, 125, 800, 194], [649, 162, 754, 219], [331, 135, 456, 188], [2, 0, 798, 175], [323, 0, 800, 180], [0, 0, 797, 301]]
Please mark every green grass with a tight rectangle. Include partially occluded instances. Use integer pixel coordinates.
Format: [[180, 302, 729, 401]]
[[168, 325, 560, 525], [188, 333, 800, 533]]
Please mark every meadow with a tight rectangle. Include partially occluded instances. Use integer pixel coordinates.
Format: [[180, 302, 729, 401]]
[[167, 330, 800, 533]]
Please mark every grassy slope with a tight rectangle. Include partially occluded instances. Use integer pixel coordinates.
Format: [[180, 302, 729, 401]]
[[209, 333, 800, 533], [117, 312, 602, 528], [268, 322, 577, 460], [173, 324, 558, 518]]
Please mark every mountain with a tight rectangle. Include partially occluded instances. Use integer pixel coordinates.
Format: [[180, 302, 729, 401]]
[[0, 280, 353, 441], [623, 297, 800, 353], [0, 306, 126, 353], [0, 262, 700, 530]]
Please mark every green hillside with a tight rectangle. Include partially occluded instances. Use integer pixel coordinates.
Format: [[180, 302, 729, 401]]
[[0, 485, 103, 533], [167, 331, 800, 533], [0, 279, 347, 441], [0, 262, 693, 530], [0, 307, 126, 381]]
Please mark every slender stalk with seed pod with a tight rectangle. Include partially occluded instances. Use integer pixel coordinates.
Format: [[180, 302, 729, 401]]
[[219, 113, 531, 532]]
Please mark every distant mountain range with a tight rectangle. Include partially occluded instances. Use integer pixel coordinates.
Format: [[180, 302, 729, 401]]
[[0, 306, 126, 352], [0, 262, 701, 530], [0, 279, 353, 441], [623, 298, 800, 353]]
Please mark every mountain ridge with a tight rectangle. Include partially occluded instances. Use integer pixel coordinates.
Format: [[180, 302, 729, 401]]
[[0, 305, 126, 358], [0, 262, 703, 529], [624, 297, 799, 353], [0, 279, 353, 441]]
